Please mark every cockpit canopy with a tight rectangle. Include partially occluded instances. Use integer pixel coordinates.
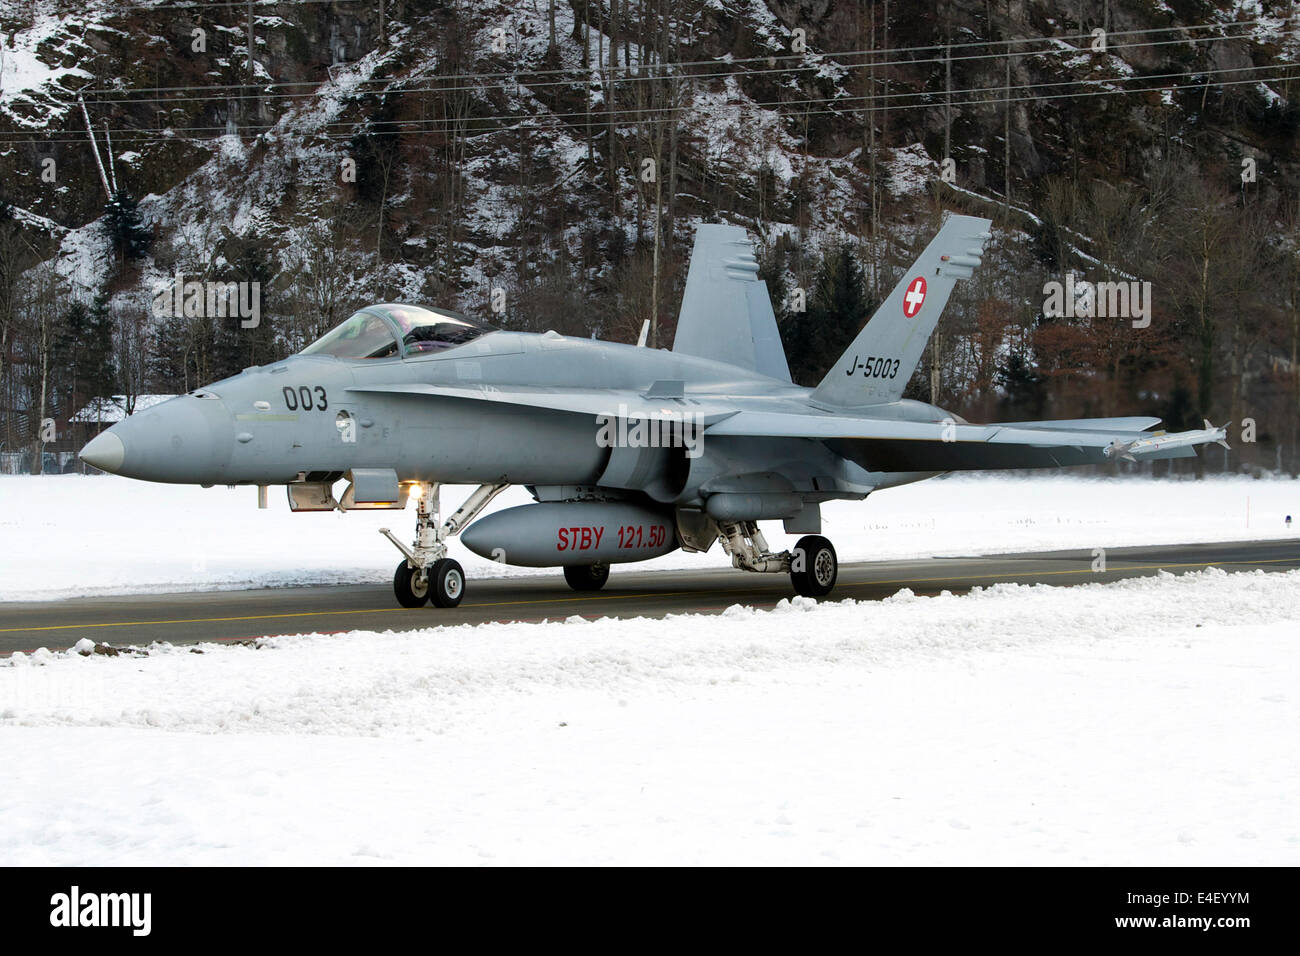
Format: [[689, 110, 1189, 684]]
[[300, 304, 498, 359]]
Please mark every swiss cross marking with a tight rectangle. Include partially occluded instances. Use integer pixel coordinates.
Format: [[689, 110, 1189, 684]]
[[903, 276, 927, 317]]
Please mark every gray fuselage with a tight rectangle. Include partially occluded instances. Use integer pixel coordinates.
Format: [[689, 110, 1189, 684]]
[[97, 329, 948, 506]]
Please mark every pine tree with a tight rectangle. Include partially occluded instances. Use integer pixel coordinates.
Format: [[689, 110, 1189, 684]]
[[103, 190, 152, 270], [56, 295, 116, 418], [995, 349, 1047, 420], [147, 311, 197, 394], [210, 227, 281, 379], [780, 243, 872, 386]]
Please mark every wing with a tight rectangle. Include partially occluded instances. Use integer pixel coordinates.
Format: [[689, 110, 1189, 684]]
[[672, 224, 792, 382], [1007, 416, 1163, 433], [347, 382, 737, 423], [706, 411, 1207, 471]]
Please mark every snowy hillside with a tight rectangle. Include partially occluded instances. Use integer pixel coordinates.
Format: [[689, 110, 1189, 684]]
[[2, 0, 1298, 469]]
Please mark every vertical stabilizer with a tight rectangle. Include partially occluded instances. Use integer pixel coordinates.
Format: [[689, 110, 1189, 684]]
[[672, 224, 792, 382], [810, 214, 992, 407]]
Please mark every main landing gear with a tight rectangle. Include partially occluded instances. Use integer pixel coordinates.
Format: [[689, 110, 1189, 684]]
[[381, 482, 507, 608], [563, 562, 610, 592], [790, 534, 838, 597], [716, 521, 839, 598]]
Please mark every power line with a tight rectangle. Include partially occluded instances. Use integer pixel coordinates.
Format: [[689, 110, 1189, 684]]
[[852, 72, 1296, 116], [77, 38, 1299, 117], [13, 71, 1296, 146], [3, 67, 1290, 147], [2, 14, 1290, 151], [65, 16, 1284, 97], [83, 0, 367, 9], [71, 30, 1290, 110]]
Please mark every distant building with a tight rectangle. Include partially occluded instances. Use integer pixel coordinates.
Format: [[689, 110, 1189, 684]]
[[2, 400, 181, 475], [69, 395, 178, 425], [12, 395, 182, 475]]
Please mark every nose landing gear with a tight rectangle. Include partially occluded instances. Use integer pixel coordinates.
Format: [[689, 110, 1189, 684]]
[[381, 482, 507, 608], [429, 557, 465, 606], [393, 561, 431, 608]]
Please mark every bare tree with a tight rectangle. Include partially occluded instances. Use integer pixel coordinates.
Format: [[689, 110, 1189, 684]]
[[1287, 198, 1300, 473], [17, 260, 63, 473], [284, 206, 365, 351], [112, 299, 151, 417], [1163, 178, 1237, 426], [0, 210, 36, 451]]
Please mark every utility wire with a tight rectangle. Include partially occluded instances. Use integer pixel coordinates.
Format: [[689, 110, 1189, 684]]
[[70, 36, 1297, 111], [69, 31, 1291, 109], [63, 16, 1285, 96], [3, 69, 1290, 146]]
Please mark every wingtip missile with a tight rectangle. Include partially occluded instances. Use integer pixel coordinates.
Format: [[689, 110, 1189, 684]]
[[1104, 438, 1138, 462], [1204, 419, 1231, 450], [1108, 421, 1231, 461]]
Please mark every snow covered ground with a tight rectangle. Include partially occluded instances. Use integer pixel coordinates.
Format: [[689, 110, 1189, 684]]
[[0, 473, 1295, 601], [0, 568, 1296, 865]]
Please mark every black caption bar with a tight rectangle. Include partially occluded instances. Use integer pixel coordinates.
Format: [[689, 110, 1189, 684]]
[[0, 867, 1290, 945]]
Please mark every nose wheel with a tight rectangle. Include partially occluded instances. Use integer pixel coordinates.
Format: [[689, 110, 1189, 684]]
[[393, 561, 430, 608], [393, 558, 465, 608], [380, 482, 507, 609], [429, 558, 465, 607]]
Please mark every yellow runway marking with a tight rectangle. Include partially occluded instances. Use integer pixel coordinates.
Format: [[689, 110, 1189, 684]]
[[848, 556, 1300, 589], [0, 556, 1295, 636], [0, 590, 701, 633]]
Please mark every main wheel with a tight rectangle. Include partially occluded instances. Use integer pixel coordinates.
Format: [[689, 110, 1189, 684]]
[[790, 535, 837, 598], [393, 561, 430, 608], [563, 562, 610, 592], [429, 557, 465, 608]]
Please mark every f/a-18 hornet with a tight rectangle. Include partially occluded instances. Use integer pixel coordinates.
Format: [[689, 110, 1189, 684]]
[[81, 214, 1228, 608]]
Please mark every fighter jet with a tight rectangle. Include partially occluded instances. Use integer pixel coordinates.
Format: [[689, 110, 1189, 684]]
[[80, 214, 1228, 608]]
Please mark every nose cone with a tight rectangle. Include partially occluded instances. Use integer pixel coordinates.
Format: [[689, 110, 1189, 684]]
[[79, 431, 126, 473], [80, 396, 233, 483]]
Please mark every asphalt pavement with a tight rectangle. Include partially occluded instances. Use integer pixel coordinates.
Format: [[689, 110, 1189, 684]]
[[1, 539, 1296, 654]]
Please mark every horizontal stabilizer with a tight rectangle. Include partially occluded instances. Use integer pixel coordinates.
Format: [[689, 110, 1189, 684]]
[[706, 411, 1216, 471]]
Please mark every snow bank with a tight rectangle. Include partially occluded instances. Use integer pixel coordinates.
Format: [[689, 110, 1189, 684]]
[[0, 473, 1296, 602], [1, 568, 1296, 865]]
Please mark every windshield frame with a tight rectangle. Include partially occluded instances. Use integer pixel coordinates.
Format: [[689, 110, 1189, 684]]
[[298, 304, 498, 361], [299, 309, 403, 361], [384, 305, 498, 358]]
